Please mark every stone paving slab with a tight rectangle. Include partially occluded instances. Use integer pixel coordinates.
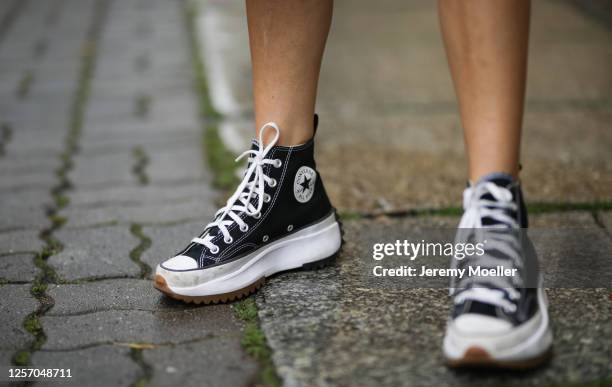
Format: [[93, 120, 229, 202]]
[[84, 120, 198, 138], [144, 337, 259, 387], [0, 253, 37, 283], [0, 154, 60, 175], [32, 345, 141, 387], [257, 213, 612, 386], [146, 146, 208, 184], [0, 285, 38, 350], [0, 128, 66, 156], [0, 171, 57, 192], [141, 221, 207, 278], [0, 188, 50, 232], [70, 146, 206, 188], [598, 211, 612, 230], [79, 131, 201, 154], [47, 279, 191, 316], [69, 151, 136, 188], [0, 229, 44, 255], [60, 198, 215, 228], [68, 182, 213, 208], [49, 226, 140, 281], [0, 350, 13, 368], [41, 307, 241, 350]]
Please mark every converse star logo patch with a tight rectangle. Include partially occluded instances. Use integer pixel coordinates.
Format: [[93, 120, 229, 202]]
[[294, 166, 316, 203]]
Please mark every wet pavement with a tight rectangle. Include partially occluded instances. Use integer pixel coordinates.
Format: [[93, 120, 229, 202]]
[[0, 0, 256, 385]]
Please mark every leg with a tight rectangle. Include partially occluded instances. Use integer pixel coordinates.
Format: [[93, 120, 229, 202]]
[[155, 0, 341, 303], [439, 1, 552, 369], [438, 0, 530, 182], [246, 0, 333, 145]]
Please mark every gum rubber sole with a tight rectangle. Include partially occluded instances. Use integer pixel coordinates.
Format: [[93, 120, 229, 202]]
[[154, 210, 344, 305], [446, 346, 553, 370], [154, 274, 266, 305]]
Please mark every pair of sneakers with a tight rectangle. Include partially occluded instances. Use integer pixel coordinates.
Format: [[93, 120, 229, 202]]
[[154, 116, 552, 369]]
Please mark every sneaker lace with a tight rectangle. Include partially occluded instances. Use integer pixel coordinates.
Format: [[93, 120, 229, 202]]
[[451, 182, 523, 313], [191, 122, 282, 254]]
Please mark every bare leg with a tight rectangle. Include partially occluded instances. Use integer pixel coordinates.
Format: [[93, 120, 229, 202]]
[[246, 0, 333, 146], [438, 0, 531, 182]]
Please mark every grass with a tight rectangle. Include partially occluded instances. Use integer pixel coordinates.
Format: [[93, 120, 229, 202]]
[[203, 124, 240, 190], [129, 224, 153, 279], [134, 93, 151, 118], [129, 348, 153, 387], [16, 70, 34, 99], [233, 298, 281, 387], [339, 200, 612, 222], [132, 146, 150, 185]]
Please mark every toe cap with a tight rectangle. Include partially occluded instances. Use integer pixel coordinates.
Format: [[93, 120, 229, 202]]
[[159, 255, 198, 271]]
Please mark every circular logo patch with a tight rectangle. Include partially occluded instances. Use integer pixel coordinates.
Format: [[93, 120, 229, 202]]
[[294, 166, 316, 203]]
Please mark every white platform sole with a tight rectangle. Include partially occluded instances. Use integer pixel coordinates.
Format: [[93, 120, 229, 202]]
[[155, 212, 342, 300], [443, 286, 553, 368]]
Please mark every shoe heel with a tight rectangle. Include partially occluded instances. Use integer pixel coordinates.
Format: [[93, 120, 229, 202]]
[[301, 209, 344, 271]]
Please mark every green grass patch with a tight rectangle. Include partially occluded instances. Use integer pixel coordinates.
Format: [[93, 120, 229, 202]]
[[16, 70, 34, 99], [203, 124, 240, 190], [132, 146, 150, 185], [12, 350, 30, 366], [23, 314, 42, 335], [233, 298, 281, 387], [55, 194, 70, 209], [134, 93, 151, 118], [129, 348, 153, 387], [527, 201, 612, 214], [342, 200, 612, 220], [129, 224, 153, 279]]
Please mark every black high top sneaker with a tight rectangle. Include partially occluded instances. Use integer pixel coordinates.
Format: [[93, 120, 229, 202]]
[[443, 173, 553, 368], [154, 117, 342, 304]]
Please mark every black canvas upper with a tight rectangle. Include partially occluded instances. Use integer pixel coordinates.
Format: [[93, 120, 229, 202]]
[[175, 120, 333, 270], [452, 174, 540, 326]]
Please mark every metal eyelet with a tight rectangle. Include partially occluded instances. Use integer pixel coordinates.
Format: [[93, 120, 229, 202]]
[[240, 224, 248, 232], [264, 194, 271, 203], [224, 236, 233, 244], [274, 159, 282, 168], [269, 178, 277, 188], [263, 235, 269, 242], [253, 212, 261, 219], [210, 246, 219, 254], [287, 225, 293, 232]]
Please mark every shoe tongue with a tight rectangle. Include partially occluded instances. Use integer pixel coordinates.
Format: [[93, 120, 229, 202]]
[[474, 173, 517, 226], [474, 172, 514, 190]]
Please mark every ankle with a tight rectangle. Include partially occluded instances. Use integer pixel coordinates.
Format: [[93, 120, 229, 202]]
[[255, 116, 315, 146], [469, 168, 519, 185]]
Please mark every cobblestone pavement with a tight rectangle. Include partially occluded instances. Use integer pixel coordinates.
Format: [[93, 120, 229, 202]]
[[196, 0, 612, 386], [0, 0, 257, 385]]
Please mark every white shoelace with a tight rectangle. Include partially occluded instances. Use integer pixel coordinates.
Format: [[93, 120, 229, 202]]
[[191, 122, 283, 255], [452, 182, 523, 313]]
